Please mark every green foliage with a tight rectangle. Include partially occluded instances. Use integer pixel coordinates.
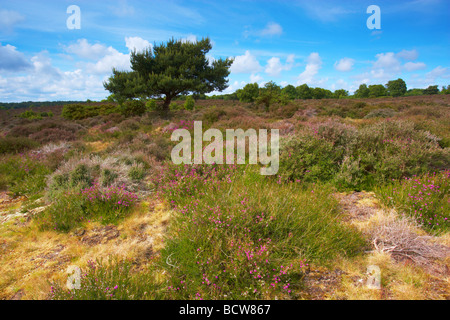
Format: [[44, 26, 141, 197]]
[[0, 154, 50, 195], [386, 78, 407, 97], [37, 183, 138, 232], [119, 100, 146, 117], [423, 85, 439, 95], [279, 135, 342, 183], [16, 109, 53, 120], [311, 87, 333, 99], [296, 84, 312, 99], [146, 99, 158, 111], [183, 96, 195, 110], [236, 83, 259, 103], [368, 84, 387, 97], [62, 104, 118, 120], [202, 106, 227, 123], [376, 171, 449, 233], [281, 84, 297, 100], [334, 89, 349, 99], [255, 81, 282, 111], [278, 120, 449, 190], [104, 37, 233, 112], [354, 84, 370, 98]]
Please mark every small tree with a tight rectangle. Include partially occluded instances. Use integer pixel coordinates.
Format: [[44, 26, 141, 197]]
[[368, 84, 387, 97], [256, 81, 282, 111], [354, 84, 370, 98], [104, 37, 233, 114], [296, 84, 312, 99], [423, 85, 439, 95], [386, 78, 407, 97], [236, 83, 259, 103], [334, 89, 349, 99], [184, 96, 195, 110], [281, 84, 297, 100]]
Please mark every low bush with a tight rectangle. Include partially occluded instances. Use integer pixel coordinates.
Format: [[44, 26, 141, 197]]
[[62, 104, 119, 120], [375, 171, 449, 233], [37, 183, 138, 232]]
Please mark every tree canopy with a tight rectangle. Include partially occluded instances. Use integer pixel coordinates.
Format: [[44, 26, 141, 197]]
[[104, 37, 233, 112]]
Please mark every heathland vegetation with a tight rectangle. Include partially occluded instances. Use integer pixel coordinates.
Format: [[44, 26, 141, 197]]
[[0, 38, 448, 300]]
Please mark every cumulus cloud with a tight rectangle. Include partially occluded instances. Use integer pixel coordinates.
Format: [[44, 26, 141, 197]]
[[250, 73, 263, 83], [404, 61, 427, 71], [181, 34, 198, 43], [373, 52, 402, 72], [0, 43, 31, 72], [296, 52, 322, 85], [125, 36, 152, 52], [334, 57, 354, 72], [230, 51, 262, 74], [65, 39, 114, 60], [426, 66, 449, 79], [260, 22, 283, 36], [265, 54, 294, 77]]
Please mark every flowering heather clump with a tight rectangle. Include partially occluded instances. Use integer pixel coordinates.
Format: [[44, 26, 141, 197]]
[[37, 182, 138, 232], [376, 171, 449, 233], [158, 164, 364, 299]]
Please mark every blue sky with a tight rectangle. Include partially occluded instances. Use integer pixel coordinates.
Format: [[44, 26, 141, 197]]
[[0, 0, 449, 102]]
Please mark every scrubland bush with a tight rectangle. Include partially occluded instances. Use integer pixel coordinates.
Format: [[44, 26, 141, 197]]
[[37, 183, 138, 232], [376, 171, 449, 233], [62, 103, 118, 120], [279, 120, 449, 190], [184, 96, 195, 110], [47, 153, 148, 197], [119, 100, 146, 117]]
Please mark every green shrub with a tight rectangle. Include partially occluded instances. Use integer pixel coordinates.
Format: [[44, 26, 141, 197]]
[[375, 171, 449, 233], [120, 100, 146, 117], [184, 96, 195, 110], [37, 183, 138, 232], [146, 99, 158, 112], [279, 134, 343, 183], [202, 106, 226, 123], [0, 154, 50, 196], [62, 104, 118, 120]]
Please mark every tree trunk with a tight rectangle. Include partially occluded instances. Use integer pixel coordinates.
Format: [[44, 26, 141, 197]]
[[162, 95, 171, 118]]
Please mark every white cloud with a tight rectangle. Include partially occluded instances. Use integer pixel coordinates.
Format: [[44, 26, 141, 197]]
[[260, 22, 283, 36], [426, 66, 449, 79], [0, 43, 31, 71], [125, 36, 152, 52], [373, 52, 401, 71], [396, 49, 418, 61], [65, 39, 114, 60], [250, 73, 263, 83], [265, 55, 294, 77], [404, 61, 426, 71], [296, 52, 322, 85], [230, 50, 262, 74], [334, 58, 354, 72]]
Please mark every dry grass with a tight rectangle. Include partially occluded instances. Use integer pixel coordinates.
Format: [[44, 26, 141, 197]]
[[0, 198, 171, 300]]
